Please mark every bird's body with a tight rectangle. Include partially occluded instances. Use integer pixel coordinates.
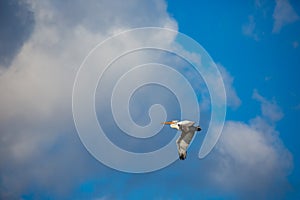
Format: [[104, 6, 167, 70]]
[[162, 120, 201, 160]]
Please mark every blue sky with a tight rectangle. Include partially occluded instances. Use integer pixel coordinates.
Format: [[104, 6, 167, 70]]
[[0, 0, 300, 199]]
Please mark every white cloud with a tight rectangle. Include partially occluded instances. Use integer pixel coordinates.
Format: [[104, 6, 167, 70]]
[[211, 117, 292, 198], [218, 64, 241, 109], [243, 0, 299, 39], [190, 62, 238, 112], [252, 90, 284, 122], [177, 92, 292, 199], [272, 0, 299, 33], [210, 92, 291, 198], [0, 0, 178, 198], [242, 15, 259, 41]]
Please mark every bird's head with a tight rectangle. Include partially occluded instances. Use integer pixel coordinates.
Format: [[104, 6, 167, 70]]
[[161, 120, 180, 130]]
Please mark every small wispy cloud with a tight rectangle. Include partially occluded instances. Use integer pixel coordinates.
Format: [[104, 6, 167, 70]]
[[272, 0, 299, 33], [242, 15, 259, 40], [252, 90, 284, 122], [218, 64, 241, 109]]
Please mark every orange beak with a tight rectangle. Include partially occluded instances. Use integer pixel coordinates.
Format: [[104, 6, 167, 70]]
[[161, 121, 175, 125]]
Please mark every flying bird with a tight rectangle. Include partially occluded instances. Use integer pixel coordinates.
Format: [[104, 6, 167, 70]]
[[162, 120, 201, 160]]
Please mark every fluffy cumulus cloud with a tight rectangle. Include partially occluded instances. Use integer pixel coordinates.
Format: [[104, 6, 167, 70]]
[[211, 119, 292, 199], [207, 91, 292, 199], [0, 0, 177, 198]]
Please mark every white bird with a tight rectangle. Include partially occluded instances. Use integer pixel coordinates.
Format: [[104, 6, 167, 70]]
[[162, 120, 201, 160]]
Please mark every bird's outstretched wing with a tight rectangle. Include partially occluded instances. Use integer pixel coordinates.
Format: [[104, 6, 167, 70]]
[[179, 120, 195, 132], [180, 120, 195, 126], [178, 121, 197, 145]]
